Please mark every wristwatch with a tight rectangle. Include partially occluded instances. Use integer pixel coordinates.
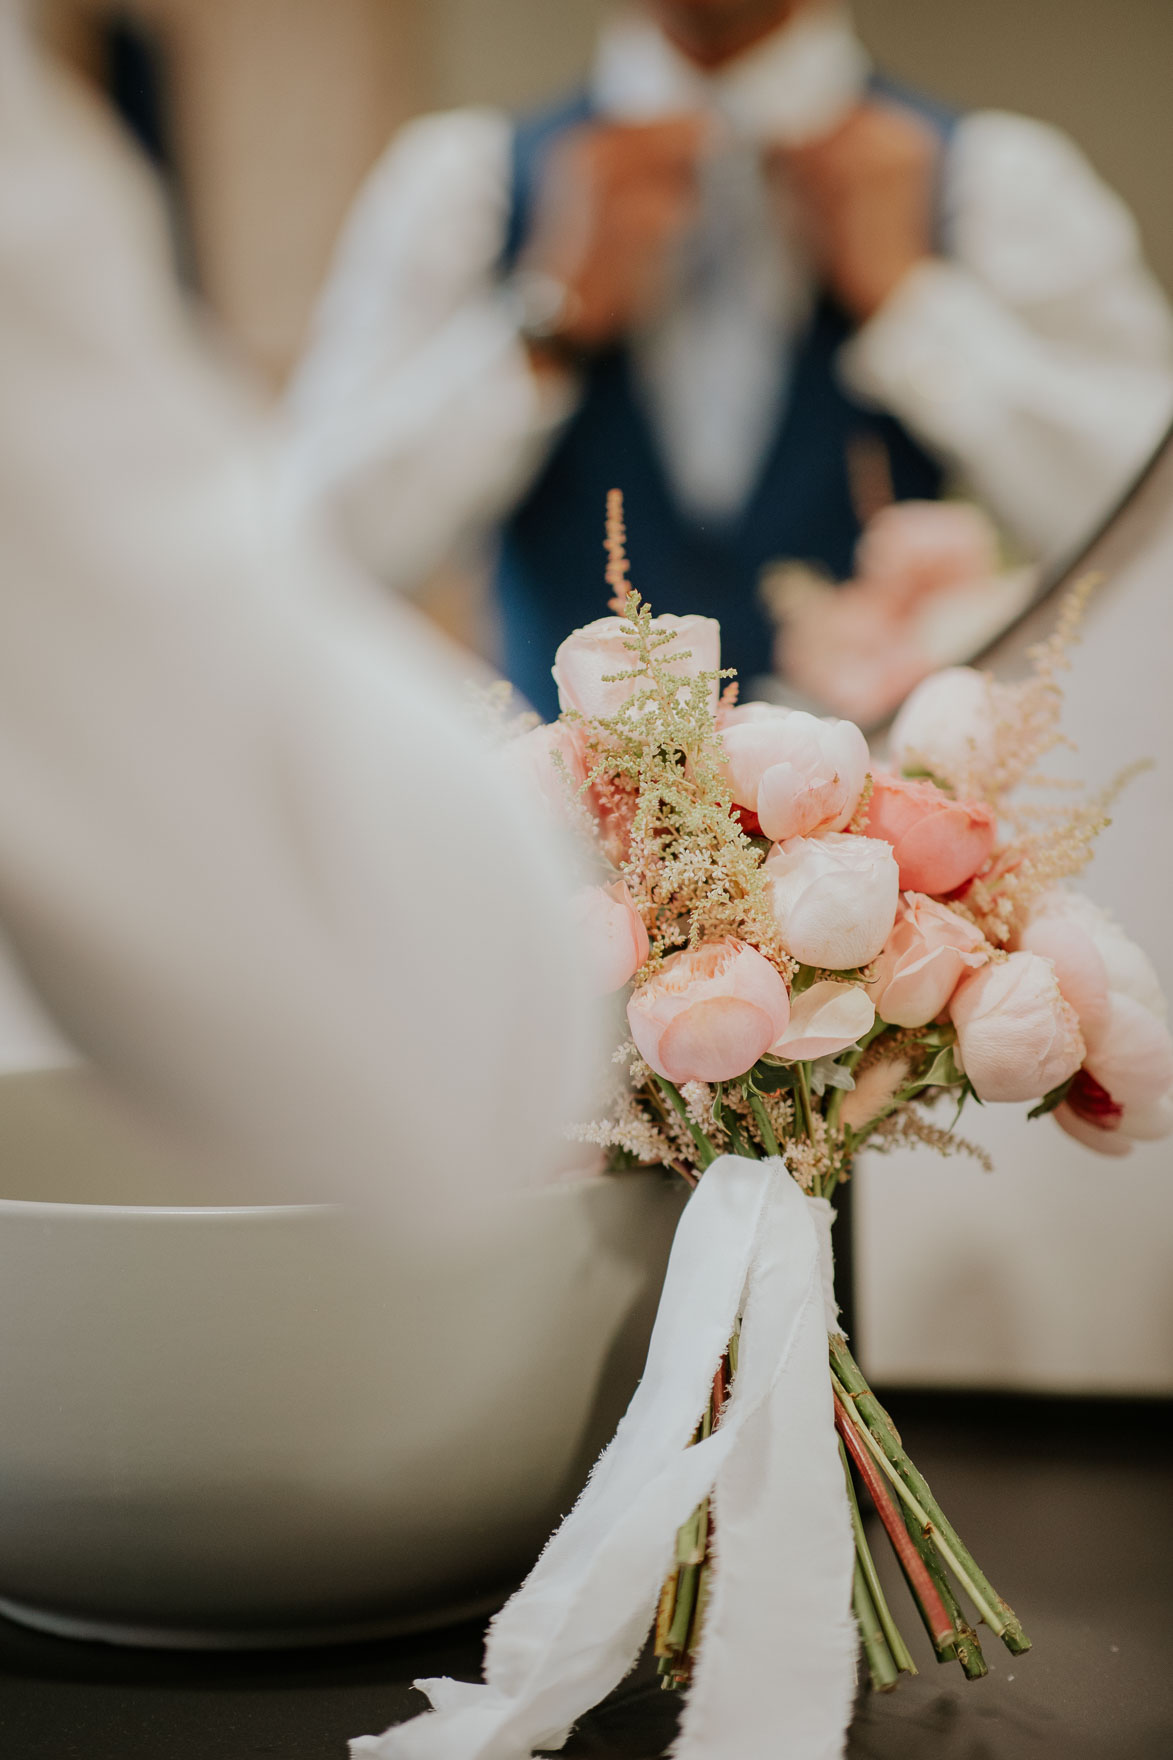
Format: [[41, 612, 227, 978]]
[[508, 267, 587, 368]]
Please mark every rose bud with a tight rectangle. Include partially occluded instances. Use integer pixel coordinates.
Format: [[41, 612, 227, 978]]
[[862, 772, 996, 896], [553, 614, 720, 721], [948, 952, 1085, 1104], [571, 881, 650, 996], [499, 721, 588, 823], [871, 892, 990, 1028], [889, 665, 996, 783], [718, 703, 870, 844], [769, 981, 874, 1063], [627, 938, 790, 1083], [765, 833, 899, 970]]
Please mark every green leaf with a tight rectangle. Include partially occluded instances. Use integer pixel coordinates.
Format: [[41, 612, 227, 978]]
[[1027, 1076, 1075, 1121], [747, 1058, 798, 1095], [919, 1043, 966, 1089]]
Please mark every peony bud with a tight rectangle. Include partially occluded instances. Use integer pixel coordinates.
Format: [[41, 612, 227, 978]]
[[571, 881, 650, 996], [627, 938, 790, 1084], [553, 614, 720, 721], [889, 666, 996, 783], [949, 952, 1084, 1104], [498, 721, 588, 823]]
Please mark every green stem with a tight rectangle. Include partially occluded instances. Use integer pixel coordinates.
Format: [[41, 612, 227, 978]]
[[796, 1062, 817, 1142], [852, 1556, 900, 1692], [840, 1440, 917, 1677], [898, 1500, 989, 1680], [745, 1087, 780, 1158], [829, 1345, 1029, 1652], [654, 1075, 717, 1169]]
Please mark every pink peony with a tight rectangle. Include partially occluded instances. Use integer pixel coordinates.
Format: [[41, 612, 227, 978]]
[[571, 881, 650, 996], [854, 501, 1000, 611], [862, 773, 996, 896], [1016, 889, 1173, 1155], [718, 703, 870, 843], [553, 614, 721, 721], [1082, 992, 1173, 1112], [888, 666, 996, 784], [769, 980, 874, 1063], [627, 938, 790, 1083], [948, 952, 1085, 1104], [765, 833, 899, 970], [499, 721, 588, 823], [870, 893, 990, 1028]]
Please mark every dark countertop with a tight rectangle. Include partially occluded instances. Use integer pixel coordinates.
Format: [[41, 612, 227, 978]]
[[0, 1394, 1169, 1760]]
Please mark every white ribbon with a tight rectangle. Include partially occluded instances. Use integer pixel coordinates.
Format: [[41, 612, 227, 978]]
[[352, 1158, 856, 1760]]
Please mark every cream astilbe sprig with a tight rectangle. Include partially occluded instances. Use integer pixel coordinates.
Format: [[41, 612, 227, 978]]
[[926, 577, 1097, 808], [578, 588, 792, 975], [959, 761, 1147, 946]]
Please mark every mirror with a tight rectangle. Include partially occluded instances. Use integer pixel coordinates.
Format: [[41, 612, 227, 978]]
[[39, 0, 1173, 731]]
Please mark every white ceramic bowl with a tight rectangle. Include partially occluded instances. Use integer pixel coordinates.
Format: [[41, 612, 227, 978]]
[[0, 1070, 682, 1647]]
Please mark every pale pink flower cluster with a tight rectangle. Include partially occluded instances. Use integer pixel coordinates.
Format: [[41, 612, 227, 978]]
[[509, 602, 1171, 1157]]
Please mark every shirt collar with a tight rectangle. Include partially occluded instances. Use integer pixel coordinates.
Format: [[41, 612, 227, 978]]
[[591, 4, 870, 145]]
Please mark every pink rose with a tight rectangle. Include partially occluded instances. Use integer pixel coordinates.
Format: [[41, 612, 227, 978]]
[[499, 722, 588, 823], [854, 501, 999, 611], [553, 614, 721, 721], [889, 666, 996, 785], [627, 938, 790, 1083], [718, 703, 870, 843], [770, 980, 874, 1062], [948, 952, 1085, 1103], [863, 773, 996, 896], [571, 881, 650, 996], [765, 833, 899, 970], [871, 893, 990, 1028]]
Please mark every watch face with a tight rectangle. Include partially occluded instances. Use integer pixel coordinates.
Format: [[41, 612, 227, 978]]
[[512, 269, 579, 340]]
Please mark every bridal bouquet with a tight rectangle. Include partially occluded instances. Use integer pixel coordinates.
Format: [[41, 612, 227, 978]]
[[361, 496, 1171, 1760]]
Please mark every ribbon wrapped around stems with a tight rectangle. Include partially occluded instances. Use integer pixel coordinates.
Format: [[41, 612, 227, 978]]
[[352, 1158, 856, 1760]]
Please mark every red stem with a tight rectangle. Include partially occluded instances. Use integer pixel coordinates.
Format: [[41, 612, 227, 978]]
[[833, 1391, 956, 1651]]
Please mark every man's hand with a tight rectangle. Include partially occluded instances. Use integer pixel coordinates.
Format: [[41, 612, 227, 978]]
[[774, 102, 939, 324], [520, 117, 706, 356]]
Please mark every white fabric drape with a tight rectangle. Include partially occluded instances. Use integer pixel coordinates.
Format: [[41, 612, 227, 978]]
[[352, 1161, 856, 1760], [0, 10, 590, 1218]]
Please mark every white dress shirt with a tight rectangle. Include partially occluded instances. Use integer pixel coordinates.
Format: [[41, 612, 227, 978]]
[[285, 4, 1173, 590], [0, 11, 591, 1223]]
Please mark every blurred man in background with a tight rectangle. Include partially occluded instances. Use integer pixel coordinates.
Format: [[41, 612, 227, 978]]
[[287, 0, 1173, 718]]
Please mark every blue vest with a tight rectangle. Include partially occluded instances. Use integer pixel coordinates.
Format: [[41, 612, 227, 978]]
[[496, 79, 957, 719]]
